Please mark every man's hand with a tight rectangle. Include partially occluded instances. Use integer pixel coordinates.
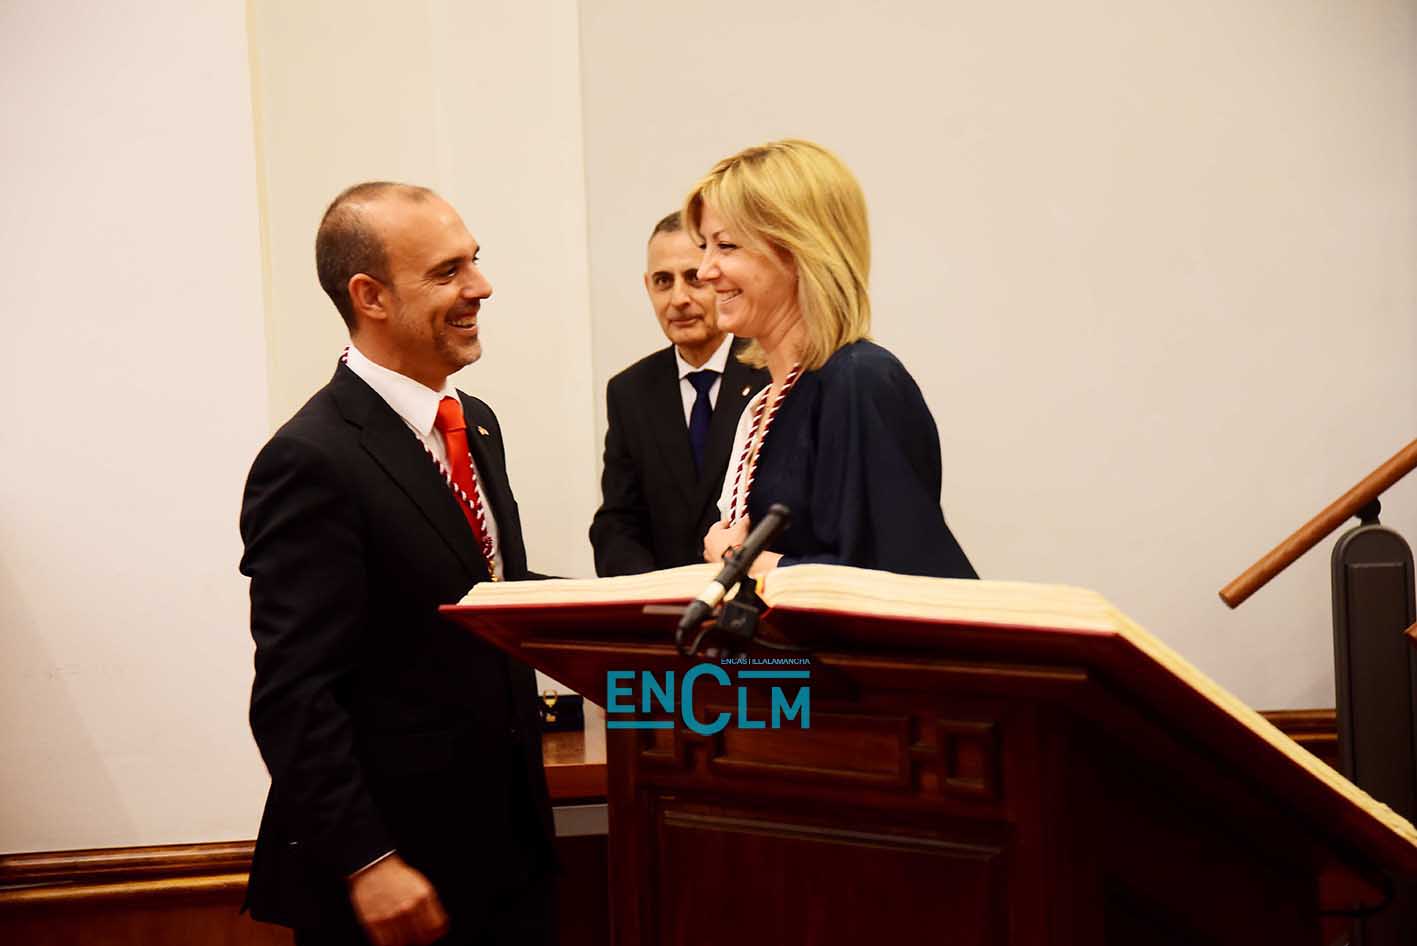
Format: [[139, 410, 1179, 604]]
[[703, 518, 748, 564], [348, 854, 449, 946]]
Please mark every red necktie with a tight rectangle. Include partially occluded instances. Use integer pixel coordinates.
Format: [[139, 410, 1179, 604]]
[[433, 396, 496, 577]]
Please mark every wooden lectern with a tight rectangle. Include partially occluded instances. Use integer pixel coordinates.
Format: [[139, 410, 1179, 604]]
[[443, 572, 1417, 945]]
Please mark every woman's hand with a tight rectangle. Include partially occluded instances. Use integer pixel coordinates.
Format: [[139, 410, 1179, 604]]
[[705, 520, 782, 578], [747, 551, 782, 579], [703, 518, 749, 563]]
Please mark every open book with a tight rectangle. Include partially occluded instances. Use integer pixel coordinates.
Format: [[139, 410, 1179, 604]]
[[461, 562, 1120, 634]]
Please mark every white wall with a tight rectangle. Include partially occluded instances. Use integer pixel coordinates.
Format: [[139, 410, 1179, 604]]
[[579, 0, 1417, 708], [0, 0, 271, 851]]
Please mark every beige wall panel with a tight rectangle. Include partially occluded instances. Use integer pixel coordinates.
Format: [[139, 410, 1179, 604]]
[[0, 0, 271, 851]]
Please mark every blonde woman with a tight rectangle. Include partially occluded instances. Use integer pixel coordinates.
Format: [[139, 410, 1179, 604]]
[[687, 139, 975, 580]]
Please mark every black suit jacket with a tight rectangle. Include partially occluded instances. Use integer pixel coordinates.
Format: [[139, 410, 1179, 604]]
[[239, 364, 554, 932], [589, 340, 768, 576]]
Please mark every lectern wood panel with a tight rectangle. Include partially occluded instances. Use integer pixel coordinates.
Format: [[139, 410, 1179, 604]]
[[1071, 721, 1318, 944], [708, 706, 914, 790], [653, 801, 1008, 946], [606, 666, 1324, 945], [607, 685, 1050, 945]]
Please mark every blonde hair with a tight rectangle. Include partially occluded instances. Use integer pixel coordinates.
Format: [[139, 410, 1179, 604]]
[[683, 139, 871, 371]]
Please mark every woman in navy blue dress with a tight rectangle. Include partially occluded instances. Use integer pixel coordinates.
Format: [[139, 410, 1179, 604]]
[[685, 139, 976, 580]]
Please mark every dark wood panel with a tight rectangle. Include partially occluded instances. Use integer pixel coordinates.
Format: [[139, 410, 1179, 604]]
[[654, 801, 1007, 946], [1072, 718, 1321, 945], [557, 834, 610, 946], [0, 893, 291, 946], [548, 762, 610, 801], [707, 705, 913, 789], [936, 717, 1003, 800]]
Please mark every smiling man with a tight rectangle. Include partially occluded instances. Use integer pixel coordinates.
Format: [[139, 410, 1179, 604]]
[[589, 212, 769, 576], [240, 182, 556, 946]]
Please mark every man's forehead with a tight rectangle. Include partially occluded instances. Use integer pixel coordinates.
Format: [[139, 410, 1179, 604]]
[[646, 230, 699, 271]]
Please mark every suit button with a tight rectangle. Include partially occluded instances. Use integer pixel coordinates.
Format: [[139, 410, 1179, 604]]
[[508, 726, 520, 739]]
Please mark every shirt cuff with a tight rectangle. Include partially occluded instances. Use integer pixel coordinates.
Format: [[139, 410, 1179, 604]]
[[348, 849, 397, 880]]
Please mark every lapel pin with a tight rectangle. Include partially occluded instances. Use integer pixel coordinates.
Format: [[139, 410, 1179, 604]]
[[477, 426, 490, 437], [741, 386, 751, 396]]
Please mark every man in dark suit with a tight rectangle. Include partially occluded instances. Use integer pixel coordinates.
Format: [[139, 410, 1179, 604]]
[[240, 182, 554, 946], [589, 211, 769, 576]]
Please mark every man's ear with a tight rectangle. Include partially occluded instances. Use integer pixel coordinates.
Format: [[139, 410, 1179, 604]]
[[348, 273, 388, 322]]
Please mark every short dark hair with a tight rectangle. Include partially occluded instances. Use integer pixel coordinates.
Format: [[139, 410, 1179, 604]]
[[315, 181, 435, 329], [649, 210, 682, 243]]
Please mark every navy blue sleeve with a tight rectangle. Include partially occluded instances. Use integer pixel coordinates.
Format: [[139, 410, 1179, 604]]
[[778, 349, 976, 579]]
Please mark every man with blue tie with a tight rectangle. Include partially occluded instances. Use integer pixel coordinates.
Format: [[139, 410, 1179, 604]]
[[590, 212, 769, 576]]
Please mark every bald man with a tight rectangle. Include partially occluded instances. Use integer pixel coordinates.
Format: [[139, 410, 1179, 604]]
[[240, 182, 555, 946]]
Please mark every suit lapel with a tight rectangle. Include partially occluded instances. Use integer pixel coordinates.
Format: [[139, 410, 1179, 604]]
[[332, 367, 488, 579], [646, 347, 698, 508], [690, 344, 763, 515]]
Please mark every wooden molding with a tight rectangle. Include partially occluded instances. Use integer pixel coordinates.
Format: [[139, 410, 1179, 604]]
[[1260, 708, 1339, 770], [0, 840, 253, 889], [0, 873, 249, 908], [1261, 707, 1338, 735], [0, 842, 254, 910]]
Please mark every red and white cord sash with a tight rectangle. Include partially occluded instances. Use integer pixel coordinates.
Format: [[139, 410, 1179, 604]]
[[726, 363, 803, 526], [416, 437, 498, 580]]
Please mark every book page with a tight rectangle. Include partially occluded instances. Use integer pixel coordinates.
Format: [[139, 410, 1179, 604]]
[[460, 562, 718, 606], [760, 565, 1120, 633], [461, 561, 1119, 634]]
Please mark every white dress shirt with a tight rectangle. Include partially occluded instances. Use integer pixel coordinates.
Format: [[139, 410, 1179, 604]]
[[344, 344, 503, 578], [675, 334, 738, 427]]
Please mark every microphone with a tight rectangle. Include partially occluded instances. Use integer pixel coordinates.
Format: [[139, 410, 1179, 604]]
[[678, 504, 792, 642]]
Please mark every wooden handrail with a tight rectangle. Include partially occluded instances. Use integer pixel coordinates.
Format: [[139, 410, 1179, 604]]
[[1220, 439, 1417, 608]]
